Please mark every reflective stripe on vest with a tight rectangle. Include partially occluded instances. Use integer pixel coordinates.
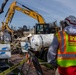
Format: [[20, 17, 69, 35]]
[[56, 31, 76, 67]]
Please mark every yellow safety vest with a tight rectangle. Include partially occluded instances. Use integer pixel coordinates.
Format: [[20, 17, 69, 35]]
[[56, 30, 76, 67]]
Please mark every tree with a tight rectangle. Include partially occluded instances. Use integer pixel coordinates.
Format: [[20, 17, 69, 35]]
[[23, 25, 27, 31]]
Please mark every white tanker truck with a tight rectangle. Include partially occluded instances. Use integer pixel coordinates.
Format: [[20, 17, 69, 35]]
[[29, 34, 54, 61], [30, 34, 54, 51], [21, 33, 54, 61]]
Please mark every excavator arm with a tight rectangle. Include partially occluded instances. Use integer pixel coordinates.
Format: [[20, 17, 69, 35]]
[[2, 1, 16, 33], [15, 6, 45, 23], [2, 1, 45, 33]]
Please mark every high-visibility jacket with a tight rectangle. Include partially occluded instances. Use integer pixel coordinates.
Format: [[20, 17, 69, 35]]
[[56, 30, 76, 67]]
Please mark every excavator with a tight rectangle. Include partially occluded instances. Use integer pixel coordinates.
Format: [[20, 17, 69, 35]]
[[0, 0, 9, 14], [1, 1, 60, 35], [2, 1, 45, 33]]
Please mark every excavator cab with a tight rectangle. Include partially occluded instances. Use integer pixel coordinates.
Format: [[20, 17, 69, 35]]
[[35, 23, 57, 34]]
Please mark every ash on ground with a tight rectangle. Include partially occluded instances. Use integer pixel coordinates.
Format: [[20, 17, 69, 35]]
[[9, 54, 56, 75]]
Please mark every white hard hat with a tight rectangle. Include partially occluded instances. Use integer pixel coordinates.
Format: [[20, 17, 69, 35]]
[[64, 15, 76, 26], [27, 33, 32, 37]]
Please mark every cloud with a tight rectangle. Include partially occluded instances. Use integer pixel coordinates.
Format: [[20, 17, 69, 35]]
[[54, 0, 76, 13]]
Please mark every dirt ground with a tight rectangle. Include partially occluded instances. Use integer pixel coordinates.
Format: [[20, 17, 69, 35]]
[[8, 54, 58, 75]]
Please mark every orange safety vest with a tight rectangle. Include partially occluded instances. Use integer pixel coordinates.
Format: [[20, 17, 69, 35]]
[[56, 30, 76, 67]]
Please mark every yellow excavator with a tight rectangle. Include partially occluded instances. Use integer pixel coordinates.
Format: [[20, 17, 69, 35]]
[[1, 1, 60, 35], [2, 1, 44, 33]]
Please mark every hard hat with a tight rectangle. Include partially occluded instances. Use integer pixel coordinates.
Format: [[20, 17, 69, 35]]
[[64, 15, 76, 26], [27, 33, 32, 37]]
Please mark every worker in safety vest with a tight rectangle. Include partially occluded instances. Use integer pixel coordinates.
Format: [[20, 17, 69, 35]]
[[47, 15, 76, 75], [24, 33, 32, 64]]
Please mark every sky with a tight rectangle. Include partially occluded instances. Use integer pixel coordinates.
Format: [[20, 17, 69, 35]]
[[0, 0, 76, 29]]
